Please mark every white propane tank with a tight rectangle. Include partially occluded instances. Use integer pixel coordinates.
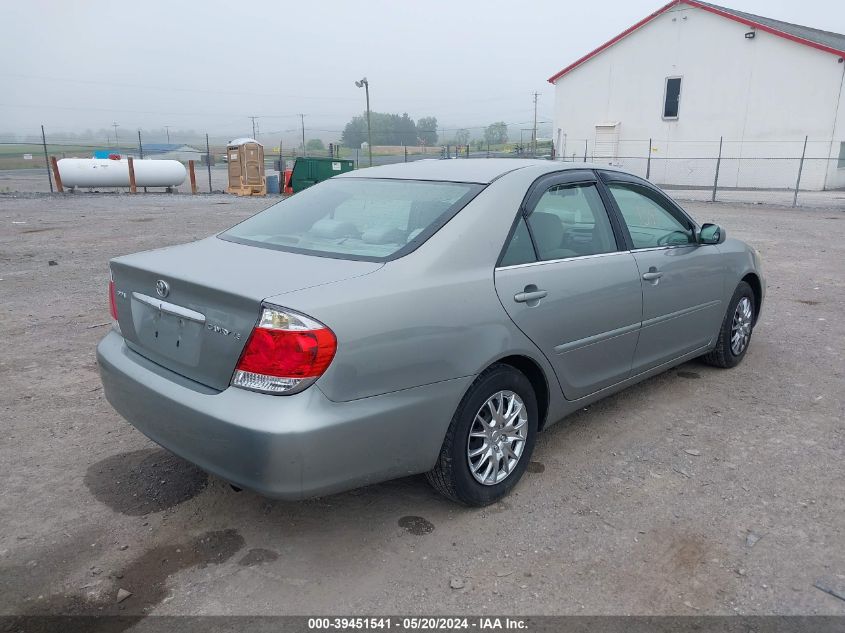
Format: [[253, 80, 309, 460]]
[[57, 158, 187, 188]]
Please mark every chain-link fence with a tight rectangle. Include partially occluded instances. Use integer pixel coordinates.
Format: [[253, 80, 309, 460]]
[[0, 135, 448, 194], [1, 131, 843, 208], [554, 137, 845, 207]]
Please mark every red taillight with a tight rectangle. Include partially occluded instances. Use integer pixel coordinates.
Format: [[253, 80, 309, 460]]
[[109, 278, 118, 320], [231, 307, 337, 395], [237, 328, 336, 378]]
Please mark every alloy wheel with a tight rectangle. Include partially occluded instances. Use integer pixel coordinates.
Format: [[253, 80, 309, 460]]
[[731, 296, 753, 356], [466, 390, 529, 485]]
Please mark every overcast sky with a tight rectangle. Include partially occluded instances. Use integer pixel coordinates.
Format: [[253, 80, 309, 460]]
[[2, 0, 843, 144]]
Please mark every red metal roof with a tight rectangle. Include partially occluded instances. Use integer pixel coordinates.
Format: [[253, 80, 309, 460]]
[[547, 0, 845, 84]]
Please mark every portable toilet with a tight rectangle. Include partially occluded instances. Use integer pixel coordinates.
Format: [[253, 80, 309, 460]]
[[289, 157, 354, 193], [226, 137, 266, 196]]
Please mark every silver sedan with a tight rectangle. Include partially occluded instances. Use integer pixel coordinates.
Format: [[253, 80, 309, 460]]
[[98, 159, 764, 505]]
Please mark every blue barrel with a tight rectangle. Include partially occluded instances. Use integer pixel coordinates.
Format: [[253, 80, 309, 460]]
[[266, 174, 280, 194]]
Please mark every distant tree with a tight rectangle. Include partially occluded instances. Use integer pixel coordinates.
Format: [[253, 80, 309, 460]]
[[395, 113, 418, 146], [341, 115, 368, 148], [342, 112, 437, 147], [473, 138, 485, 151], [417, 116, 438, 145], [454, 128, 470, 146], [484, 122, 508, 145], [371, 114, 388, 146], [305, 138, 325, 151]]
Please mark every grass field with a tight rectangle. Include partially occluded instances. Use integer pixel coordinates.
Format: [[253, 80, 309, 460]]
[[0, 140, 548, 171], [0, 143, 141, 170]]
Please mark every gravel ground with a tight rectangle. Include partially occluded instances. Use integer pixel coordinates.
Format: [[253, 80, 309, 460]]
[[0, 192, 844, 619]]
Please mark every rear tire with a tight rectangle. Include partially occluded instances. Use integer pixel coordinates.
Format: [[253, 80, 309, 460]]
[[702, 281, 755, 369], [426, 364, 538, 506]]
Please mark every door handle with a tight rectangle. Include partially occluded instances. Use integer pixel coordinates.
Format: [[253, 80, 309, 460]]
[[642, 268, 663, 282], [514, 289, 548, 303]]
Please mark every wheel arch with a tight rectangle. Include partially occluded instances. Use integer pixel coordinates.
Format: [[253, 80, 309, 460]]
[[490, 354, 550, 431], [741, 272, 763, 324]]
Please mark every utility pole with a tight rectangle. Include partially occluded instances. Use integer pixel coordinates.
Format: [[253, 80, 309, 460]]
[[250, 116, 257, 140], [112, 122, 120, 149], [164, 125, 171, 144], [355, 77, 372, 167], [298, 114, 306, 156], [531, 92, 539, 157]]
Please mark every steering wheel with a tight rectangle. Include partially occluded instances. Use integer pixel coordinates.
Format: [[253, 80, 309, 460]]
[[656, 230, 690, 247]]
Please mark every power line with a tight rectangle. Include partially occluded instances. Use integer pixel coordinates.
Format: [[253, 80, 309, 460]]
[[0, 72, 548, 110], [0, 102, 334, 126], [0, 100, 553, 136], [261, 120, 553, 136], [0, 72, 361, 102]]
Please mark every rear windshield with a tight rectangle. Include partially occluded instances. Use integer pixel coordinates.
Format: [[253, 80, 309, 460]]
[[220, 178, 484, 261]]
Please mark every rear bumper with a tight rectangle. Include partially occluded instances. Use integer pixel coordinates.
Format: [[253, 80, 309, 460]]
[[97, 330, 471, 500]]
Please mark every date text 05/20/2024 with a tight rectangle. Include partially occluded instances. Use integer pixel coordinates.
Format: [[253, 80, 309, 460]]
[[307, 617, 528, 630]]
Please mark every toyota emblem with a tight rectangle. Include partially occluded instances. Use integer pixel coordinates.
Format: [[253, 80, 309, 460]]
[[155, 279, 170, 298]]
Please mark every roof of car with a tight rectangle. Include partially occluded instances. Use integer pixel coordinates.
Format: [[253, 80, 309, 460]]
[[337, 158, 614, 184]]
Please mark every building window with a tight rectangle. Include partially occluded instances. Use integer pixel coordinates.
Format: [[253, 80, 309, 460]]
[[838, 142, 845, 169], [663, 77, 682, 119]]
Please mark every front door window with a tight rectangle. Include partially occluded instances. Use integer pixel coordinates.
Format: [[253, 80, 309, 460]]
[[606, 183, 695, 249]]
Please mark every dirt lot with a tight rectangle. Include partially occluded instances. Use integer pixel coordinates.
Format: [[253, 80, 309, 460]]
[[0, 191, 844, 619]]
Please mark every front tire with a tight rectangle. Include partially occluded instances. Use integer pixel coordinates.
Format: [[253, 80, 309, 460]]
[[702, 281, 755, 368], [426, 364, 538, 506]]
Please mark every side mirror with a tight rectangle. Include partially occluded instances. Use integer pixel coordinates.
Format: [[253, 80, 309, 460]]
[[699, 223, 726, 245]]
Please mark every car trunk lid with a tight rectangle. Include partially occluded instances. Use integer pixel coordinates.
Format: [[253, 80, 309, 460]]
[[110, 237, 381, 391]]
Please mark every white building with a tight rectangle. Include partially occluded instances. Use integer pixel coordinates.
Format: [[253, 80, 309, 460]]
[[548, 0, 845, 191]]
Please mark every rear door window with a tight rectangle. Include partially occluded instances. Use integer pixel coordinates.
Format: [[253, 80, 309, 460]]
[[525, 183, 618, 261], [499, 218, 536, 267]]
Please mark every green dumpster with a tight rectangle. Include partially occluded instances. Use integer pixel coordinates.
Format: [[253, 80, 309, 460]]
[[289, 157, 355, 193]]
